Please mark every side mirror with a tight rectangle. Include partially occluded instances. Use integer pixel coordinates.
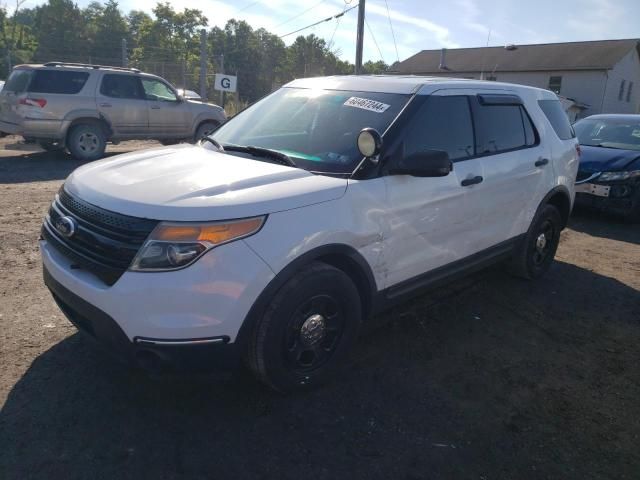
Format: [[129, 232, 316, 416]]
[[389, 150, 453, 177], [357, 128, 383, 158]]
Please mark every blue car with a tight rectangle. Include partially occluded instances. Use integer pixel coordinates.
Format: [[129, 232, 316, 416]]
[[574, 114, 640, 221]]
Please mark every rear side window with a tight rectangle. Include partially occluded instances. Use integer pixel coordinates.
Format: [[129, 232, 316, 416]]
[[100, 74, 143, 99], [404, 96, 475, 161], [28, 70, 89, 94], [474, 104, 537, 154], [4, 69, 32, 93], [538, 99, 575, 140]]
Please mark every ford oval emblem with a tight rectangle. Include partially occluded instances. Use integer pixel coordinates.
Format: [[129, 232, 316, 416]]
[[55, 216, 77, 238]]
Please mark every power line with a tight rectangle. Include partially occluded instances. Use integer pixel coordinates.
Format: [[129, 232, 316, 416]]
[[365, 18, 384, 63], [280, 3, 359, 38], [274, 0, 326, 29], [328, 1, 349, 49], [235, 1, 261, 14], [383, 0, 400, 63]]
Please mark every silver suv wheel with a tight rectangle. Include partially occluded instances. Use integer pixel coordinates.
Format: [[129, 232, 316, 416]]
[[67, 123, 107, 162]]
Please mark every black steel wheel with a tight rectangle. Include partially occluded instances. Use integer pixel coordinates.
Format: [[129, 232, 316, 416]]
[[509, 204, 562, 279], [246, 262, 362, 392]]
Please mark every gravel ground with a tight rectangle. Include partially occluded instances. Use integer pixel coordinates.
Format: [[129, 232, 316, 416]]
[[1, 136, 639, 479]]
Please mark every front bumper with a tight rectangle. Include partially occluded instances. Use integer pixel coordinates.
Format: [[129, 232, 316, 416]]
[[574, 179, 640, 217], [40, 235, 275, 370], [44, 266, 239, 371]]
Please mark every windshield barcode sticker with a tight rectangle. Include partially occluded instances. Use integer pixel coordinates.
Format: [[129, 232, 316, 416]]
[[344, 97, 390, 113]]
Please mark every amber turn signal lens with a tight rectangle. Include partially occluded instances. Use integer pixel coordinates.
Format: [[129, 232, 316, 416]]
[[151, 217, 264, 245]]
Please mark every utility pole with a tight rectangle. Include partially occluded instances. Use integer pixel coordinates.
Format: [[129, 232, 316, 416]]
[[199, 29, 208, 101], [219, 54, 224, 107], [354, 0, 365, 74], [121, 38, 127, 67]]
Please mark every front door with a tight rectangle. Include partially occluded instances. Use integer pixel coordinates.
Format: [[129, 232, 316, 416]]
[[140, 78, 191, 138], [381, 92, 488, 289], [96, 73, 148, 135]]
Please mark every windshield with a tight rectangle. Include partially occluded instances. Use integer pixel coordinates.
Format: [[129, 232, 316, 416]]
[[574, 117, 640, 151], [212, 87, 411, 174]]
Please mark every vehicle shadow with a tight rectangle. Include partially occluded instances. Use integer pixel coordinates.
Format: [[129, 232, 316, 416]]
[[1, 262, 639, 479], [569, 209, 640, 245], [0, 150, 128, 184]]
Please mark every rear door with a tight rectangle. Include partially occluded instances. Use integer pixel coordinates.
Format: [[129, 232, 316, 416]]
[[140, 77, 191, 137], [0, 69, 33, 132], [96, 73, 148, 135], [471, 94, 552, 246]]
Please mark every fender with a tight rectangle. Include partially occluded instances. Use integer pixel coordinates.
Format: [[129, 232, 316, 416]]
[[235, 243, 377, 348], [192, 110, 225, 132], [61, 110, 112, 137], [538, 184, 572, 228]]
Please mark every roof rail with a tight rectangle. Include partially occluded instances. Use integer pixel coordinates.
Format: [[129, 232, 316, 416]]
[[42, 62, 141, 73]]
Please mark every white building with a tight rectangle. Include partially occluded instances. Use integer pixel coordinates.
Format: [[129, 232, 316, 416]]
[[389, 39, 640, 119]]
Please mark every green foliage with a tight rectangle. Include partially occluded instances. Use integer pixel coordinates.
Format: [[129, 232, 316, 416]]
[[0, 1, 389, 102]]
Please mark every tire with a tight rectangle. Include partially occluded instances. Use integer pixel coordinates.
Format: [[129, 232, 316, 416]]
[[160, 139, 181, 146], [194, 121, 219, 142], [67, 123, 107, 161], [245, 262, 362, 392], [509, 204, 562, 280], [38, 140, 64, 152]]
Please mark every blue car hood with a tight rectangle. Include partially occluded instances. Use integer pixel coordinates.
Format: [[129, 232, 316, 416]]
[[579, 145, 640, 172]]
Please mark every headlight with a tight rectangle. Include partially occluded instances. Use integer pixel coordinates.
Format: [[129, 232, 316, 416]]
[[598, 170, 640, 182], [130, 216, 265, 271]]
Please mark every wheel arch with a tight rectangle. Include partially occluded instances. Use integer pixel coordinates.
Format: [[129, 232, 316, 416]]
[[65, 115, 112, 143], [541, 185, 572, 228], [235, 244, 377, 348]]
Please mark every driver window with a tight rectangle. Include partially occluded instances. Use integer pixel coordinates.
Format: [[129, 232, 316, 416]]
[[141, 79, 177, 102], [404, 96, 475, 161]]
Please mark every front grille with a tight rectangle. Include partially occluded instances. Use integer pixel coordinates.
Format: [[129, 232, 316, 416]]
[[43, 188, 159, 285]]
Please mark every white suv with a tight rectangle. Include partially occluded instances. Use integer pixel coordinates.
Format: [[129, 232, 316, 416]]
[[40, 76, 579, 391]]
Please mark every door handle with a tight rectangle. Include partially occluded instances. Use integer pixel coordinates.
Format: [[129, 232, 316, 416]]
[[461, 175, 483, 187], [99, 102, 111, 107], [150, 105, 161, 110], [535, 158, 549, 167]]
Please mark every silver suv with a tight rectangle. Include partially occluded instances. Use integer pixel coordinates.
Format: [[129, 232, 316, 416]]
[[0, 62, 226, 161]]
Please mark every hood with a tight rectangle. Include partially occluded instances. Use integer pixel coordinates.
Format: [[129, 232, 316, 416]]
[[64, 144, 348, 221], [578, 145, 640, 173]]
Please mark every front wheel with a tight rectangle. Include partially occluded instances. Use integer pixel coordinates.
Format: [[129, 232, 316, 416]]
[[509, 204, 562, 279], [245, 262, 362, 392], [67, 123, 107, 161]]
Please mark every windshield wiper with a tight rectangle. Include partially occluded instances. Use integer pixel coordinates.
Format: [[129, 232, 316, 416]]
[[222, 145, 297, 168]]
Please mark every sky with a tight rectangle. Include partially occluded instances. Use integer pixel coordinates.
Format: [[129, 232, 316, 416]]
[[17, 0, 640, 64]]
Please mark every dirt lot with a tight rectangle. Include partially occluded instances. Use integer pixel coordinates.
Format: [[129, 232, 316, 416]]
[[1, 136, 639, 479]]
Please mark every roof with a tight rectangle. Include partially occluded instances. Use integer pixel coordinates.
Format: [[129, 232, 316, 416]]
[[391, 39, 640, 74], [285, 75, 555, 97]]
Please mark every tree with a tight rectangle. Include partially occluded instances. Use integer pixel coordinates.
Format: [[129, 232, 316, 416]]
[[33, 0, 90, 62]]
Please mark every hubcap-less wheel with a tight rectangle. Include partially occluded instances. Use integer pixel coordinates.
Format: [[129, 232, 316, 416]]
[[285, 294, 345, 373], [532, 219, 555, 266], [77, 132, 99, 154]]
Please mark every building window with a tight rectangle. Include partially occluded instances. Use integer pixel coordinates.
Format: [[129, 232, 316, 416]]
[[627, 82, 634, 102], [548, 76, 562, 94], [619, 80, 626, 101]]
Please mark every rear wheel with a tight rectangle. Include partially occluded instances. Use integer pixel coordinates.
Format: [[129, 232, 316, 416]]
[[67, 123, 106, 161], [194, 121, 219, 142], [509, 204, 562, 279], [245, 262, 362, 392]]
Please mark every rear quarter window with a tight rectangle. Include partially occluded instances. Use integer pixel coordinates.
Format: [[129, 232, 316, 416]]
[[4, 69, 33, 93], [538, 99, 575, 140], [28, 70, 89, 94]]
